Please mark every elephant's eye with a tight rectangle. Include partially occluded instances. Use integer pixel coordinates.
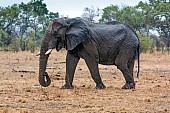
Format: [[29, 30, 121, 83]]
[[54, 29, 59, 34], [54, 27, 62, 36]]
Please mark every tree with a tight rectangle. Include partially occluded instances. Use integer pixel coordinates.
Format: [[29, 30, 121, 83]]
[[0, 4, 20, 30], [99, 5, 119, 23], [81, 6, 100, 22], [148, 0, 170, 53], [116, 6, 144, 31], [154, 1, 169, 39], [0, 28, 12, 47], [136, 1, 155, 35], [100, 5, 144, 31], [0, 0, 59, 51], [0, 4, 20, 47]]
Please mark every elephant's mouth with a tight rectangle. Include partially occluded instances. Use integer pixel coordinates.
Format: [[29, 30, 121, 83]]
[[45, 42, 64, 55], [45, 40, 58, 55]]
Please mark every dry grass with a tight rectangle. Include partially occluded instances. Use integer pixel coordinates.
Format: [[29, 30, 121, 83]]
[[0, 50, 169, 113]]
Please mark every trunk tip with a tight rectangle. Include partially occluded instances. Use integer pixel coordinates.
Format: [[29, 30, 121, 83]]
[[39, 72, 51, 87]]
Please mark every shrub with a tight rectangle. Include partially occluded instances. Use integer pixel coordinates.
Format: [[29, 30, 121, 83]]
[[137, 32, 153, 53], [9, 39, 20, 52]]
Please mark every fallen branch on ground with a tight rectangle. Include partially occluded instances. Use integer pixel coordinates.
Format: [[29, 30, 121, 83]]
[[12, 69, 35, 73]]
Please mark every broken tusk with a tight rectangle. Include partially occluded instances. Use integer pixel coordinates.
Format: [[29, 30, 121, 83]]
[[36, 52, 40, 56], [45, 49, 53, 55]]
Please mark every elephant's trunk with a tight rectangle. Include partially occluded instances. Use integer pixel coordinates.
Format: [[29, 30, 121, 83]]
[[39, 40, 51, 87]]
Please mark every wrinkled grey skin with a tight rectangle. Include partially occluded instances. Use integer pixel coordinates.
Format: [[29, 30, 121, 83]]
[[39, 17, 140, 89]]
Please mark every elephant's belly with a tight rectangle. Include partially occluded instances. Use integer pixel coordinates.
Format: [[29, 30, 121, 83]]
[[98, 55, 117, 65], [98, 49, 118, 65], [99, 61, 115, 65]]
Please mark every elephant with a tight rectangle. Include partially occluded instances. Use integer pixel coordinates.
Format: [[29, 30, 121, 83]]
[[39, 17, 140, 89]]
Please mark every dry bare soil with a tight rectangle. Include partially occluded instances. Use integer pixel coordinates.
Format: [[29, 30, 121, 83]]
[[0, 50, 169, 113]]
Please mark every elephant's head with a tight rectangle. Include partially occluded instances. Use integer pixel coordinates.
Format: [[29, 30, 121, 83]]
[[39, 17, 89, 87]]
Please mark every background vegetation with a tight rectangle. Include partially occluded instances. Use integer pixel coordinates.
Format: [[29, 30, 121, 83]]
[[0, 0, 169, 53]]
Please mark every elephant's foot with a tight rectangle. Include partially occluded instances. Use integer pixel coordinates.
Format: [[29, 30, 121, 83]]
[[61, 83, 74, 89], [96, 83, 106, 89], [122, 82, 135, 89]]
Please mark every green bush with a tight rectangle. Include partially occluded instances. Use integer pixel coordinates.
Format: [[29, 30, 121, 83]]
[[27, 38, 36, 53], [9, 39, 20, 52], [137, 31, 153, 53]]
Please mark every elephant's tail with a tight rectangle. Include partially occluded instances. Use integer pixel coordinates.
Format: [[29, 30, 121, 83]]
[[137, 44, 140, 78]]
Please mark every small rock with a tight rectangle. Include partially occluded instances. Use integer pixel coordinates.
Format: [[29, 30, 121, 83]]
[[78, 68, 82, 71], [157, 85, 161, 87], [81, 85, 86, 87], [113, 77, 116, 79], [55, 74, 60, 77], [132, 89, 136, 91], [164, 109, 168, 112], [145, 98, 151, 102]]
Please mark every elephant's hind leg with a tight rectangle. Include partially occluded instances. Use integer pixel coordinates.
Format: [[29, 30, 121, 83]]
[[85, 59, 106, 89], [128, 57, 135, 77], [115, 49, 135, 89], [81, 51, 106, 89]]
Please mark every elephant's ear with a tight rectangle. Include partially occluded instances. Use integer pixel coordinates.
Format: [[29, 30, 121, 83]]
[[65, 18, 89, 50]]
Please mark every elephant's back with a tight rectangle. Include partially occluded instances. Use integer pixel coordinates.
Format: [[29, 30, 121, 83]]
[[89, 23, 139, 65]]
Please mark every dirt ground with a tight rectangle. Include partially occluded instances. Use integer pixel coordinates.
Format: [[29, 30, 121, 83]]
[[0, 50, 169, 113]]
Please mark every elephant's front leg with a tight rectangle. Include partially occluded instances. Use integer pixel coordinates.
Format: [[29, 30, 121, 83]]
[[62, 51, 80, 89]]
